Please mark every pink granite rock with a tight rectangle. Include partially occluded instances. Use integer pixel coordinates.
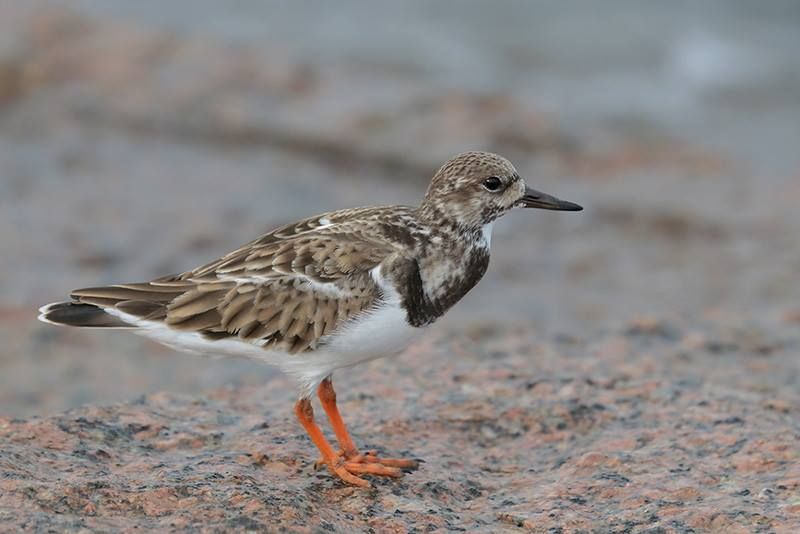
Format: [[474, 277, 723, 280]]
[[2, 319, 798, 532]]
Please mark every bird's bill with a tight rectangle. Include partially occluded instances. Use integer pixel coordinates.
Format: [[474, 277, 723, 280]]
[[521, 186, 583, 211]]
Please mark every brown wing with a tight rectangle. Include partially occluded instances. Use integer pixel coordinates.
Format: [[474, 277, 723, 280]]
[[70, 208, 408, 353]]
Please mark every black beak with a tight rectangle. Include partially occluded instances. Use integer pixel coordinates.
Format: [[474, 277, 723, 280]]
[[521, 186, 583, 211]]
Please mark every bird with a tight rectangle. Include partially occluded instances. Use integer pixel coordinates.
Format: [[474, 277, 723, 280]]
[[38, 151, 582, 487]]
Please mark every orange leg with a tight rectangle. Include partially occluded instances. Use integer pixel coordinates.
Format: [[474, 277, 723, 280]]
[[317, 377, 359, 458], [294, 398, 405, 487], [317, 377, 419, 470]]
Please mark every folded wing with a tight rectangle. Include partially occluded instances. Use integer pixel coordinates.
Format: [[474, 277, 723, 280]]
[[68, 209, 405, 353]]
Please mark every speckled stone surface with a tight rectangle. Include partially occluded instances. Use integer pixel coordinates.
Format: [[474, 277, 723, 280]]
[[2, 318, 798, 532]]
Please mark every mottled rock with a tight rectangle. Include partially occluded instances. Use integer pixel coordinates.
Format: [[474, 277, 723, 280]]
[[2, 319, 799, 532]]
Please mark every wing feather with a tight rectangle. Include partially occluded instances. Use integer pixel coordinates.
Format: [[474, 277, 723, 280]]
[[67, 206, 415, 353]]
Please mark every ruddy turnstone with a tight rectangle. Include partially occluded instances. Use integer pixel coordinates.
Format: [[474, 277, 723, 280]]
[[39, 151, 582, 487]]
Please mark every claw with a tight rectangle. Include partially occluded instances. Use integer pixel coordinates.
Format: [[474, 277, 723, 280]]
[[331, 464, 370, 487], [352, 451, 419, 469], [322, 452, 409, 485], [318, 448, 419, 473], [344, 461, 402, 478]]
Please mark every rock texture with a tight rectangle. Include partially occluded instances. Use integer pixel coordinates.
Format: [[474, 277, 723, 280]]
[[2, 318, 798, 532]]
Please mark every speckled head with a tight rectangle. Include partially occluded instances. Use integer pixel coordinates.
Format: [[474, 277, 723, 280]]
[[418, 151, 582, 229]]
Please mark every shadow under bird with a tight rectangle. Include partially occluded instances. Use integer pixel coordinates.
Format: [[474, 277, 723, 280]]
[[39, 151, 582, 487]]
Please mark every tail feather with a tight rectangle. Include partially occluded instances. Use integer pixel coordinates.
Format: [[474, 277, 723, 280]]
[[37, 301, 133, 328]]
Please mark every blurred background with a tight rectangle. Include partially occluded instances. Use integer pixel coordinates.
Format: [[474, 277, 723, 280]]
[[2, 1, 798, 417]]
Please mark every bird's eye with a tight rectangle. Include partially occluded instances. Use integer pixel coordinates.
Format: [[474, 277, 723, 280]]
[[482, 177, 503, 192]]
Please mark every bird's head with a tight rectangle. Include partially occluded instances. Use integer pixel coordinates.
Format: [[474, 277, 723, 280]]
[[418, 151, 582, 229]]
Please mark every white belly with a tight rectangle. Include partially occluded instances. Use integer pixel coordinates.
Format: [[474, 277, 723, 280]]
[[104, 281, 425, 397], [279, 299, 424, 395], [278, 264, 425, 395]]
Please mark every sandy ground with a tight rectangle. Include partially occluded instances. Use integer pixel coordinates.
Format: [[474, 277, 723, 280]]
[[0, 3, 799, 531]]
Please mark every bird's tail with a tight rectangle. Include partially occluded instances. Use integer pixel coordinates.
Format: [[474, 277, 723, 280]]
[[37, 301, 133, 328]]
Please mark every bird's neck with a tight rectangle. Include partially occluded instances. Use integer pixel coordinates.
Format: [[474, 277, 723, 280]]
[[415, 200, 486, 234], [415, 203, 494, 241], [390, 222, 491, 327]]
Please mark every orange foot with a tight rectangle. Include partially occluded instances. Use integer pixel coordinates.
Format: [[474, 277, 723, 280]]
[[323, 450, 418, 487], [316, 448, 418, 473], [324, 455, 406, 487], [294, 378, 421, 487]]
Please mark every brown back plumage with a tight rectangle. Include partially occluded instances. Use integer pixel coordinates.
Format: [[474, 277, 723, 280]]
[[42, 207, 412, 353]]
